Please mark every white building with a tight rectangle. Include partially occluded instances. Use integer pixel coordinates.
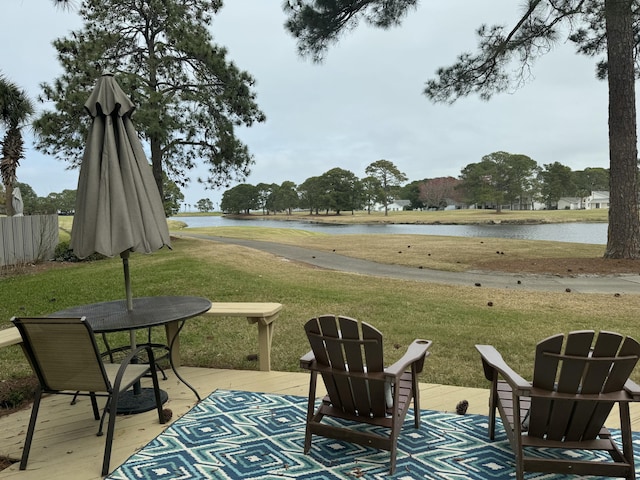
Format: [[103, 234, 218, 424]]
[[374, 199, 411, 212], [585, 191, 609, 209], [557, 191, 609, 210], [557, 197, 583, 210]]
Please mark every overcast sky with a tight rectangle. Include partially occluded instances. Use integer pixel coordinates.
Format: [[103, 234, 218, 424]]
[[3, 1, 610, 211]]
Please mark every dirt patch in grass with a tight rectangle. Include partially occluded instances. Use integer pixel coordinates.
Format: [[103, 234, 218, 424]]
[[0, 260, 76, 278], [476, 257, 640, 276]]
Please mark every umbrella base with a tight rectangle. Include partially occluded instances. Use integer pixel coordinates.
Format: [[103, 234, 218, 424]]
[[117, 388, 168, 414]]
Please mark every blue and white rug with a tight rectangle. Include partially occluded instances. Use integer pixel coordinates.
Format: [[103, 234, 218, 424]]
[[107, 389, 639, 479]]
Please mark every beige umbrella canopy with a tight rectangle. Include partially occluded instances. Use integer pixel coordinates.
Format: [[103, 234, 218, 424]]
[[71, 73, 170, 309]]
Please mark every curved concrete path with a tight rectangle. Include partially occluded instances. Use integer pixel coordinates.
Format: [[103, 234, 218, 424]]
[[178, 233, 640, 295]]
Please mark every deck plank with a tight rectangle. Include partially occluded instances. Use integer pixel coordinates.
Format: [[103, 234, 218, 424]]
[[0, 367, 636, 480]]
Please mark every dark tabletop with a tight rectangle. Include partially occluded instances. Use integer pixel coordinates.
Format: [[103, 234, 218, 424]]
[[50, 296, 212, 333]]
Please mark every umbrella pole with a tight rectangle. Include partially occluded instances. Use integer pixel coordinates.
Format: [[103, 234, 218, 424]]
[[121, 251, 142, 395], [122, 250, 133, 312]]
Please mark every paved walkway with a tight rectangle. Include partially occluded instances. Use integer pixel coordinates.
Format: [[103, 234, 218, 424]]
[[179, 233, 640, 295]]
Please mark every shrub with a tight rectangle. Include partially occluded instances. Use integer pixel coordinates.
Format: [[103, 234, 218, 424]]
[[54, 241, 106, 262]]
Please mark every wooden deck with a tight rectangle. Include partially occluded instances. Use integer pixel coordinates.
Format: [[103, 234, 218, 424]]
[[0, 367, 637, 480]]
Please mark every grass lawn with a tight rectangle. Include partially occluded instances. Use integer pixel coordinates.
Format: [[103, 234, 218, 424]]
[[2, 219, 640, 395]]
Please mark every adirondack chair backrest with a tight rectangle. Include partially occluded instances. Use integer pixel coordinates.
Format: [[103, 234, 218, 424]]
[[304, 315, 388, 418], [528, 330, 640, 441]]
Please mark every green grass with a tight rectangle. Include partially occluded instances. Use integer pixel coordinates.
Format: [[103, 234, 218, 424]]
[[179, 226, 606, 272], [2, 234, 640, 390]]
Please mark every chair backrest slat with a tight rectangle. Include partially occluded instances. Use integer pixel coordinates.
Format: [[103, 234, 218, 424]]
[[564, 332, 622, 440], [339, 317, 370, 416], [305, 315, 386, 418], [361, 321, 385, 417], [528, 334, 563, 438], [527, 330, 640, 442], [546, 331, 594, 440], [13, 317, 109, 393]]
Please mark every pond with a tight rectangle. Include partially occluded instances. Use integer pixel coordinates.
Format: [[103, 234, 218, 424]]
[[171, 215, 608, 245]]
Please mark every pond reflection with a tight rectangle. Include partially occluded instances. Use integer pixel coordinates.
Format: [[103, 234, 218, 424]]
[[172, 216, 607, 245]]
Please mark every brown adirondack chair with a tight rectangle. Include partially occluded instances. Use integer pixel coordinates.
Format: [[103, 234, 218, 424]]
[[300, 315, 432, 474], [476, 330, 640, 480]]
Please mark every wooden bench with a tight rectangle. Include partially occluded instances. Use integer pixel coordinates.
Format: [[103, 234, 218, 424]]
[[3, 301, 283, 373], [0, 326, 21, 349], [203, 302, 282, 372]]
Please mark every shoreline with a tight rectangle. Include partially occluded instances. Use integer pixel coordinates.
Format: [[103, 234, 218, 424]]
[[219, 212, 608, 226]]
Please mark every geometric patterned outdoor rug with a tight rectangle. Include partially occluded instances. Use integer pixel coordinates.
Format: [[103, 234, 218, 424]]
[[107, 389, 640, 479]]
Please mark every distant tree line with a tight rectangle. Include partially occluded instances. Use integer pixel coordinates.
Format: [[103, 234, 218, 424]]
[[0, 183, 75, 215], [220, 153, 610, 215], [221, 160, 409, 216]]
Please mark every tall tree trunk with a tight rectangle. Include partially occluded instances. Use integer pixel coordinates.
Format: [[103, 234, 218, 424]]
[[4, 182, 14, 216], [604, 0, 640, 258], [1, 128, 24, 217], [150, 138, 164, 202]]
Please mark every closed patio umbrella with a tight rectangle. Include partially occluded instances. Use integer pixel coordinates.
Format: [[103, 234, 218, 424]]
[[70, 73, 171, 409], [71, 72, 170, 309]]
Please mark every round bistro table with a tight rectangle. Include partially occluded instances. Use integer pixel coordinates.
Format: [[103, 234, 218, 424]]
[[51, 296, 212, 413]]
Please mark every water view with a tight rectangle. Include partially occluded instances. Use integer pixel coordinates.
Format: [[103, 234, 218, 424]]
[[172, 215, 608, 245]]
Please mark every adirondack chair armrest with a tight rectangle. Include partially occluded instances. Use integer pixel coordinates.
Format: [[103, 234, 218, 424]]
[[527, 387, 638, 402], [476, 344, 531, 393], [624, 379, 640, 400], [385, 339, 432, 378], [300, 350, 315, 370]]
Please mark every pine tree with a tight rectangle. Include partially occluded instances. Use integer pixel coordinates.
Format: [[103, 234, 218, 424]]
[[36, 0, 266, 200]]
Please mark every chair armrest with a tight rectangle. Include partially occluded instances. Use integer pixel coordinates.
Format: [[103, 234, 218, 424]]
[[300, 350, 315, 370], [112, 345, 156, 392], [476, 344, 531, 394], [624, 379, 640, 400], [385, 339, 432, 378]]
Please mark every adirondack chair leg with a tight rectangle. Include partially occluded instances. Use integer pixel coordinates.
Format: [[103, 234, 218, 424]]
[[389, 442, 398, 475], [619, 402, 636, 480], [304, 372, 318, 454], [512, 391, 525, 480], [389, 387, 401, 475], [487, 371, 498, 440], [412, 364, 421, 429]]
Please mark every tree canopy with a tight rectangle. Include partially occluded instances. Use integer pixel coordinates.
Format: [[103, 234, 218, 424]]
[[220, 183, 259, 214], [365, 159, 408, 215], [460, 152, 539, 212], [284, 1, 640, 258], [35, 0, 265, 201], [196, 198, 215, 212]]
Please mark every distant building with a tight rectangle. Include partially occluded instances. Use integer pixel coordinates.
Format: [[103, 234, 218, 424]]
[[374, 199, 411, 212], [557, 197, 583, 210], [557, 191, 609, 210], [585, 191, 609, 209]]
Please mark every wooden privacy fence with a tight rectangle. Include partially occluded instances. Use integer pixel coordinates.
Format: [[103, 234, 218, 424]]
[[0, 215, 59, 267]]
